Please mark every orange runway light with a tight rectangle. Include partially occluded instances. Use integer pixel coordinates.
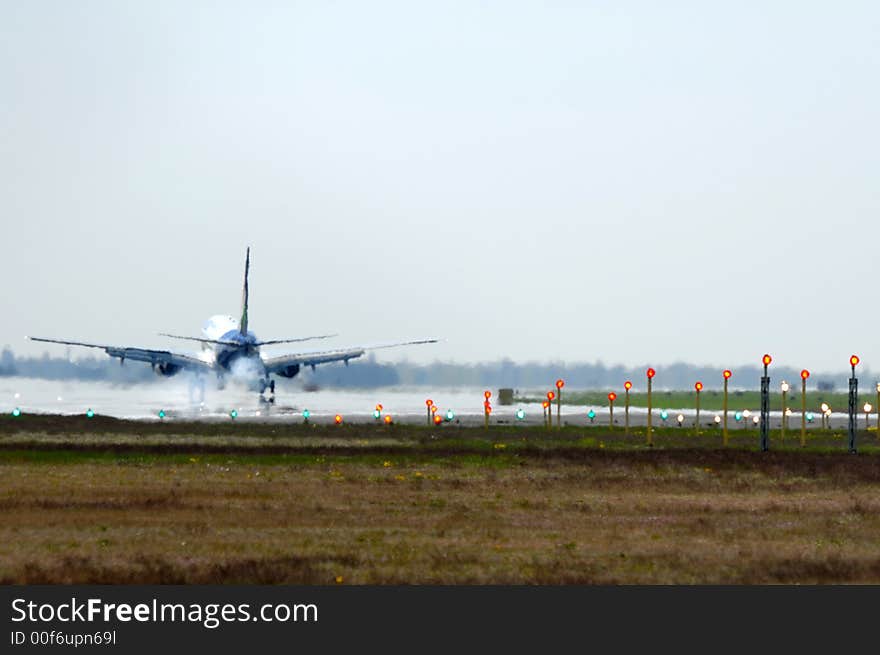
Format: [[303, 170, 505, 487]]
[[646, 368, 655, 379], [624, 381, 632, 391], [723, 369, 732, 379], [556, 379, 565, 389], [801, 369, 810, 380]]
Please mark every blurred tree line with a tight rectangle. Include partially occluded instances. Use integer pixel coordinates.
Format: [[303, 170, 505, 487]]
[[0, 347, 863, 391]]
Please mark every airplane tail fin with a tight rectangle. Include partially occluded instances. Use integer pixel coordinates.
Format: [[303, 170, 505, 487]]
[[240, 247, 250, 335]]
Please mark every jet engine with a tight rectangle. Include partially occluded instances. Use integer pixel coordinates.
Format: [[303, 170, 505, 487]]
[[154, 363, 181, 377], [276, 364, 300, 379]]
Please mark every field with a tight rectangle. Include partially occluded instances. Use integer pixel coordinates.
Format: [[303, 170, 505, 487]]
[[517, 389, 870, 413], [2, 415, 880, 584]]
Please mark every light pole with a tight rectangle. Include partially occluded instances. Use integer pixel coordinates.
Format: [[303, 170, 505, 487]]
[[722, 370, 732, 446], [820, 403, 829, 430], [555, 379, 564, 429], [760, 354, 772, 452], [865, 403, 873, 430], [848, 355, 859, 454], [876, 382, 880, 435], [800, 369, 810, 447], [694, 381, 703, 435], [608, 392, 617, 427], [646, 368, 656, 447], [546, 390, 555, 431], [624, 380, 633, 435], [780, 381, 789, 445]]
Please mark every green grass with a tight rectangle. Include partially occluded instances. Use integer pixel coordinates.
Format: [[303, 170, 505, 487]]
[[1, 419, 878, 460], [5, 444, 880, 583], [518, 389, 872, 412], [4, 415, 880, 583]]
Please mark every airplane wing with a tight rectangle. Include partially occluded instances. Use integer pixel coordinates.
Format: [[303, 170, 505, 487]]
[[27, 337, 214, 373], [261, 339, 438, 374]]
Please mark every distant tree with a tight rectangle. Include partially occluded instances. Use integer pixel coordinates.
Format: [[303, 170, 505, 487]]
[[0, 347, 16, 376]]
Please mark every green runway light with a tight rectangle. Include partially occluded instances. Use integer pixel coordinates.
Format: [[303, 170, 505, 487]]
[[158, 409, 166, 419], [302, 409, 310, 420], [660, 410, 669, 421], [515, 408, 525, 421], [230, 409, 238, 419], [373, 409, 381, 419], [587, 409, 596, 421], [445, 409, 455, 421], [806, 412, 814, 423], [86, 408, 95, 418], [12, 407, 21, 417], [734, 411, 743, 422]]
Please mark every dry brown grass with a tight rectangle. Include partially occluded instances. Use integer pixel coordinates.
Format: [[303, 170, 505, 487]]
[[3, 449, 880, 584]]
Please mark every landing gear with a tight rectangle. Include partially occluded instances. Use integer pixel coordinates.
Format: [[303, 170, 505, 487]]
[[258, 377, 276, 404]]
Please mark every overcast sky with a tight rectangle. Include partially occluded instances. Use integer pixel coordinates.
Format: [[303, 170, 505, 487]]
[[2, 1, 878, 375]]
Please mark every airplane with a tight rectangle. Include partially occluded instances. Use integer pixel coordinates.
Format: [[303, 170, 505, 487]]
[[28, 248, 437, 400]]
